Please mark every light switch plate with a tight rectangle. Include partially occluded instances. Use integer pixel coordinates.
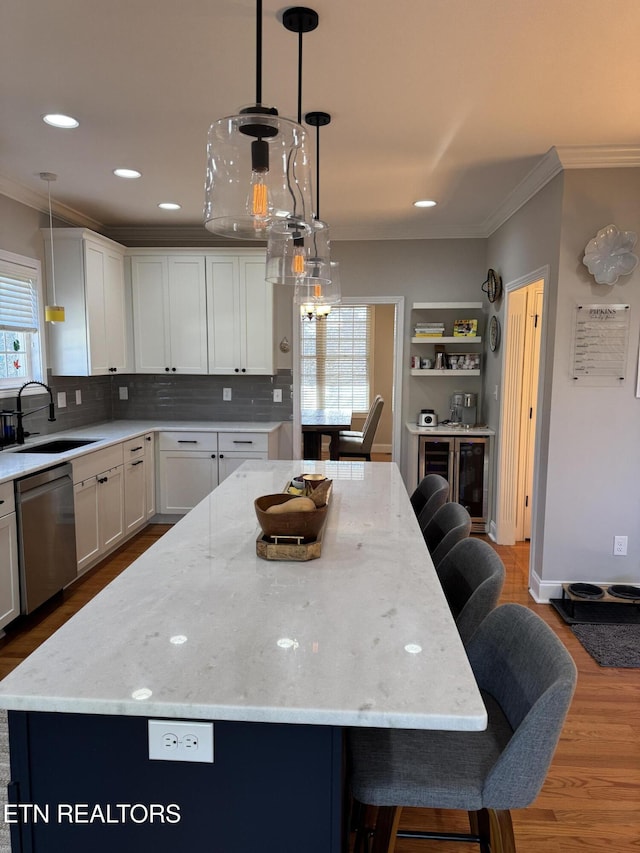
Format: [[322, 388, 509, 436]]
[[119, 386, 128, 401], [57, 391, 66, 409], [273, 389, 282, 403], [223, 388, 232, 401], [75, 389, 82, 405]]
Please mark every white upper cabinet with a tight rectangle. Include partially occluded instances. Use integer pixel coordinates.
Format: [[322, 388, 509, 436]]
[[131, 255, 208, 374], [206, 250, 273, 375], [42, 228, 129, 376]]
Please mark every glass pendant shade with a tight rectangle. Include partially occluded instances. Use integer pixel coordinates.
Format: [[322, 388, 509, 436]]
[[265, 218, 330, 285], [204, 111, 314, 240], [295, 260, 341, 320]]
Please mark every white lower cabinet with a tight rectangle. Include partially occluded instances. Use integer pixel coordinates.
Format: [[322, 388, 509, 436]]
[[158, 432, 219, 515], [73, 445, 125, 575], [0, 482, 20, 631], [144, 433, 156, 519], [123, 436, 148, 533], [158, 430, 273, 515]]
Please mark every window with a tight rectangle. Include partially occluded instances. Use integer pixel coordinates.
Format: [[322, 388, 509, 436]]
[[300, 305, 372, 411], [0, 250, 45, 395]]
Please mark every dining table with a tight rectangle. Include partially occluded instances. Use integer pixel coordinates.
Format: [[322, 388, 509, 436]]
[[0, 460, 486, 853], [301, 407, 352, 460]]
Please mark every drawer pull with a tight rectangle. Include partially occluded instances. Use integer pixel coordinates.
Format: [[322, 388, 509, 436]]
[[130, 446, 143, 452], [177, 440, 198, 444], [132, 460, 144, 467], [233, 440, 253, 445], [0, 499, 4, 505]]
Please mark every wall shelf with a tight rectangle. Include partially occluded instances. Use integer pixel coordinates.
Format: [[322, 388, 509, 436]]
[[411, 368, 481, 377], [411, 336, 482, 344]]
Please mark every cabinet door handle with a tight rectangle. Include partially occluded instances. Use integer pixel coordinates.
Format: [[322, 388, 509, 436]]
[[171, 367, 177, 372], [241, 368, 246, 373], [219, 453, 224, 459], [145, 436, 152, 442], [210, 453, 216, 459], [178, 440, 198, 444], [132, 460, 144, 467], [130, 446, 143, 452], [98, 476, 108, 484], [234, 368, 239, 373], [165, 367, 170, 372], [0, 500, 4, 505]]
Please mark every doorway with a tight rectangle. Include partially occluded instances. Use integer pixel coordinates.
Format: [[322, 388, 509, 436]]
[[494, 267, 547, 557], [292, 296, 405, 461]]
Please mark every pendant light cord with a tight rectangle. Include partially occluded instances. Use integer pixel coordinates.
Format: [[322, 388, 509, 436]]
[[47, 181, 57, 305], [297, 29, 303, 124], [255, 0, 262, 105]]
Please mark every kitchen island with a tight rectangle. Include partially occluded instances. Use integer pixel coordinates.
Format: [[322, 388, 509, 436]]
[[0, 460, 486, 852]]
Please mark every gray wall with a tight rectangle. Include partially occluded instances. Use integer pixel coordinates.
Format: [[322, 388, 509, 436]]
[[488, 169, 640, 594], [332, 239, 487, 431]]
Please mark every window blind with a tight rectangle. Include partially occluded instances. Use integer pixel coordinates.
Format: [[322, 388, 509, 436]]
[[300, 305, 372, 411], [0, 266, 39, 332]]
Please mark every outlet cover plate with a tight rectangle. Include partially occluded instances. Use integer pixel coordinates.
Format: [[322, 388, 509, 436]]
[[148, 720, 214, 763]]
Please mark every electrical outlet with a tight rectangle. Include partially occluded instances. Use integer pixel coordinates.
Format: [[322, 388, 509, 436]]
[[56, 391, 66, 409], [75, 389, 82, 405], [613, 535, 628, 556], [273, 388, 282, 403], [118, 386, 128, 401], [223, 388, 232, 401], [148, 720, 214, 763]]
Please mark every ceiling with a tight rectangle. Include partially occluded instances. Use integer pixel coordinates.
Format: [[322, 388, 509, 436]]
[[2, 0, 640, 243]]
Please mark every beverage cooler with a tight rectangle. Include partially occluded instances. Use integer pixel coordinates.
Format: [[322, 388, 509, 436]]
[[418, 436, 489, 532]]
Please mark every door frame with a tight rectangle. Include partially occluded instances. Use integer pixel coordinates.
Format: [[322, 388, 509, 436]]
[[494, 266, 549, 585], [292, 296, 405, 462]]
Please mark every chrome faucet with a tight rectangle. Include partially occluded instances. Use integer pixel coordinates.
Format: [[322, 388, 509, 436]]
[[15, 381, 56, 445]]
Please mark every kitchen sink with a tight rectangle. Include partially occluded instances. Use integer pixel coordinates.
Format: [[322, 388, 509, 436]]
[[15, 438, 99, 454]]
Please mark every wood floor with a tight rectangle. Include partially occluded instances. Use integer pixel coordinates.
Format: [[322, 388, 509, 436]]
[[0, 526, 638, 851]]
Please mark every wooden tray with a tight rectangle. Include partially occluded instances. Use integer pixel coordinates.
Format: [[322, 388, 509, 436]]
[[256, 482, 332, 562]]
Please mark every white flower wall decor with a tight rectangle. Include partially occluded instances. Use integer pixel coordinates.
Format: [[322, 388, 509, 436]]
[[583, 224, 639, 285]]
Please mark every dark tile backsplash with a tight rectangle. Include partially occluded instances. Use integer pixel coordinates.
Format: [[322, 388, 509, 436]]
[[1, 372, 292, 447]]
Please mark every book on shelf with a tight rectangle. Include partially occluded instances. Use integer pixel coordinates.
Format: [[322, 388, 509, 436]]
[[453, 319, 478, 337], [414, 322, 445, 337]]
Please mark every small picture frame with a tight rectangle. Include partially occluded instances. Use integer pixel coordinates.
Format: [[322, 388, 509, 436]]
[[453, 319, 478, 337]]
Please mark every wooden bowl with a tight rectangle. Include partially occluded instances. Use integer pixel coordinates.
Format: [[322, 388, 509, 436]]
[[254, 493, 328, 541]]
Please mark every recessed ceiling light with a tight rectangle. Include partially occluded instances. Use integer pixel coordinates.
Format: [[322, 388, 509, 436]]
[[158, 202, 181, 210], [113, 168, 142, 179], [414, 199, 437, 208], [42, 113, 79, 129]]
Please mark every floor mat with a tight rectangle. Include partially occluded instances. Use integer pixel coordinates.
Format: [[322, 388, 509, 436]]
[[571, 623, 640, 667]]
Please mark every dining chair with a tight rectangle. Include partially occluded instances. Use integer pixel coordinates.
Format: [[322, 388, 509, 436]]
[[421, 501, 471, 568], [348, 603, 578, 853], [410, 473, 449, 526], [436, 538, 505, 646], [336, 395, 384, 461]]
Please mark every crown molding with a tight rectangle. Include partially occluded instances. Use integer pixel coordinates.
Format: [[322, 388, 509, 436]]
[[482, 148, 564, 237], [555, 144, 640, 168], [483, 144, 640, 237], [0, 172, 104, 231]]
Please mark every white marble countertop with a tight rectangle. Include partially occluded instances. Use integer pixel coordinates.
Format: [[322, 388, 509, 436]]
[[0, 460, 487, 732], [406, 422, 495, 436], [0, 420, 283, 484]]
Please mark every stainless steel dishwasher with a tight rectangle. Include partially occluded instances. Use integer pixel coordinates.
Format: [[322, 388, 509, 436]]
[[15, 463, 77, 614]]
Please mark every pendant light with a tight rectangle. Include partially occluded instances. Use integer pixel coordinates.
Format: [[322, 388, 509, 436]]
[[266, 9, 333, 285], [40, 173, 65, 323], [204, 0, 314, 240], [292, 112, 341, 317], [298, 260, 341, 320]]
